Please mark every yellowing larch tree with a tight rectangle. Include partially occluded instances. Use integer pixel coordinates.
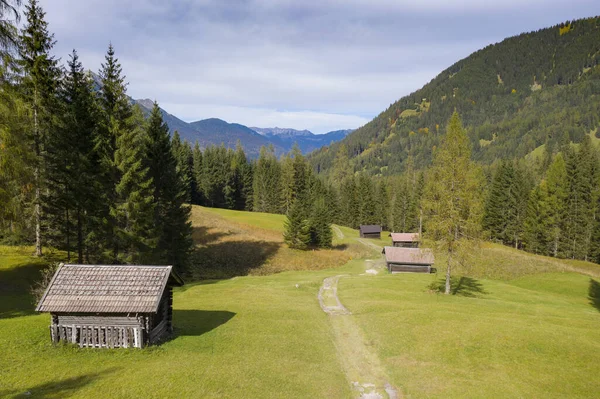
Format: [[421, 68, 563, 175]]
[[422, 112, 483, 294]]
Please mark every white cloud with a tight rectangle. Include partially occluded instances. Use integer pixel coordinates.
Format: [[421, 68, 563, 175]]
[[38, 0, 600, 132]]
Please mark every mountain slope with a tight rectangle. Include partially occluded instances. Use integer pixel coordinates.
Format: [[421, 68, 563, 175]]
[[309, 17, 600, 176]]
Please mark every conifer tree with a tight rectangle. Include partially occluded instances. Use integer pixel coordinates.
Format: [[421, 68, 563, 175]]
[[192, 142, 204, 205], [232, 142, 251, 210], [97, 43, 132, 261], [310, 199, 333, 248], [422, 112, 483, 294], [19, 0, 60, 256], [0, 66, 33, 242], [253, 145, 282, 213], [357, 173, 376, 225], [283, 195, 311, 249], [374, 181, 389, 229], [145, 102, 192, 269], [562, 138, 599, 259], [113, 105, 156, 264], [483, 161, 514, 243], [523, 181, 553, 254], [332, 143, 351, 187], [44, 50, 100, 262], [545, 153, 568, 257], [171, 132, 194, 203], [338, 176, 359, 228]]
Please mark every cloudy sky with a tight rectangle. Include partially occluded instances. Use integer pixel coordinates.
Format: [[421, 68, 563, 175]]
[[40, 0, 598, 133]]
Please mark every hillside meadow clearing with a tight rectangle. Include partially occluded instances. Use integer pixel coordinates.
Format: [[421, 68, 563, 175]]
[[0, 206, 599, 398]]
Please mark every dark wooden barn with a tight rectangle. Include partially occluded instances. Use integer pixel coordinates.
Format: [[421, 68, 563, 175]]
[[36, 264, 184, 348], [382, 246, 434, 273], [390, 232, 420, 248], [359, 225, 382, 239]]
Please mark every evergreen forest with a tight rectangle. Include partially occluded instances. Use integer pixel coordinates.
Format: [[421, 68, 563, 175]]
[[1, 1, 600, 268]]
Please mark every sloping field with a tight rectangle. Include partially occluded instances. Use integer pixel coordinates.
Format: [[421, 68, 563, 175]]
[[1, 208, 599, 398]]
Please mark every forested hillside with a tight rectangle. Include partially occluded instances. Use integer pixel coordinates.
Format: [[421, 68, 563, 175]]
[[310, 17, 600, 176]]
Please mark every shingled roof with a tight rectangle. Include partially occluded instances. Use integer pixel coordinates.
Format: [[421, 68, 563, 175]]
[[359, 225, 382, 234], [382, 247, 434, 265], [36, 264, 184, 314], [390, 233, 420, 242]]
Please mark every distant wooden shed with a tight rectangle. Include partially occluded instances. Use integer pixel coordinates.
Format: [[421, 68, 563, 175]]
[[390, 232, 420, 248], [36, 264, 184, 348], [359, 225, 382, 239], [382, 246, 434, 273]]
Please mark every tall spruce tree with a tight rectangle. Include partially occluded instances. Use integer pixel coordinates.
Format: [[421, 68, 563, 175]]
[[192, 142, 204, 205], [44, 50, 100, 262], [0, 64, 33, 242], [545, 153, 568, 257], [283, 194, 311, 250], [562, 138, 599, 260], [113, 105, 156, 264], [171, 132, 194, 203], [253, 145, 282, 213], [310, 198, 333, 248], [523, 181, 553, 254], [97, 43, 132, 261], [19, 0, 60, 256], [374, 181, 389, 230], [338, 176, 359, 228], [145, 103, 192, 269], [232, 142, 252, 210], [357, 173, 376, 225], [422, 112, 483, 294]]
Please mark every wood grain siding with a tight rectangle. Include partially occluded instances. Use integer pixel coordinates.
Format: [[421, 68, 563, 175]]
[[393, 242, 419, 248], [361, 232, 381, 239], [388, 264, 431, 273], [57, 314, 143, 327]]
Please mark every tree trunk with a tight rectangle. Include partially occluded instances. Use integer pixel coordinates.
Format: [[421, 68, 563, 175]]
[[34, 97, 42, 257], [77, 209, 83, 263], [445, 251, 452, 295], [66, 208, 71, 262]]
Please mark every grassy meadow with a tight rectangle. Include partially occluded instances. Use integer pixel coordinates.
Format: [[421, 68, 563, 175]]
[[1, 205, 600, 398]]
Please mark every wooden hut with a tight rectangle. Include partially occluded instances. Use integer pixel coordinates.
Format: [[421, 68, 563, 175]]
[[390, 232, 420, 248], [382, 246, 434, 273], [359, 225, 382, 239], [36, 264, 184, 348]]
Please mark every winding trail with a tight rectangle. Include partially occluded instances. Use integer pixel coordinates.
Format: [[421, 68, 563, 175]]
[[318, 268, 400, 399], [357, 238, 384, 253]]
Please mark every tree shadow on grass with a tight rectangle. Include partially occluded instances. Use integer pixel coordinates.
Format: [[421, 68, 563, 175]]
[[0, 263, 46, 320], [588, 279, 600, 312], [429, 276, 488, 297], [0, 367, 120, 398], [187, 240, 281, 280], [332, 244, 348, 251], [192, 226, 233, 245], [173, 309, 236, 337]]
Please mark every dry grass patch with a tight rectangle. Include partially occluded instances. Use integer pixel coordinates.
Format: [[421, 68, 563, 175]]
[[187, 206, 370, 279]]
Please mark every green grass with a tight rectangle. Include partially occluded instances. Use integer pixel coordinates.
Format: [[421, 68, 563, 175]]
[[2, 208, 600, 398], [339, 271, 600, 398], [0, 246, 352, 399]]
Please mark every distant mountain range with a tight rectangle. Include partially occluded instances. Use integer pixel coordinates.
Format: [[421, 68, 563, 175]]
[[89, 73, 353, 157], [133, 99, 353, 157]]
